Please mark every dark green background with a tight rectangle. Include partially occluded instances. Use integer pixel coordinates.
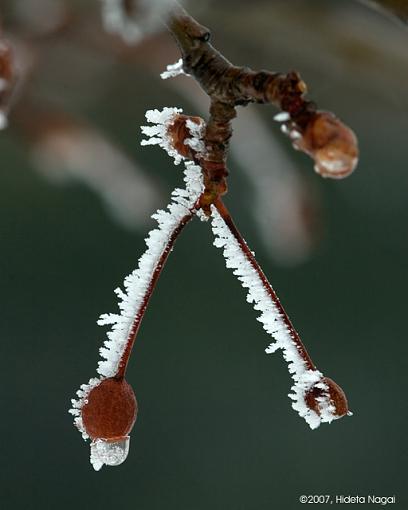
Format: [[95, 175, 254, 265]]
[[0, 1, 406, 509]]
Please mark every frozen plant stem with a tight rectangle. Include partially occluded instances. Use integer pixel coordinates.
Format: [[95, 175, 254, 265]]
[[115, 210, 194, 379], [214, 198, 315, 371], [70, 157, 204, 470]]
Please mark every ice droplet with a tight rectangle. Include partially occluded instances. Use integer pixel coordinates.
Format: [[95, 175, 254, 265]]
[[90, 436, 130, 471], [291, 111, 358, 179], [314, 150, 358, 179]]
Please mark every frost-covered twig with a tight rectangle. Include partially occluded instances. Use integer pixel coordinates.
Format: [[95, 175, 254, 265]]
[[97, 167, 199, 379], [160, 58, 187, 79], [70, 108, 204, 470], [212, 199, 348, 429]]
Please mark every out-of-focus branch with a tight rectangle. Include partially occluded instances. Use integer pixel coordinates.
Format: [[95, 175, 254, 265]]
[[359, 0, 408, 24]]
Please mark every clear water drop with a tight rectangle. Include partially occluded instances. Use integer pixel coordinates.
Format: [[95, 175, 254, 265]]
[[90, 436, 130, 471]]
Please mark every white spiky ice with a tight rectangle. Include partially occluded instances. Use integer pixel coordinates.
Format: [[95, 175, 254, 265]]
[[184, 118, 205, 153], [160, 59, 187, 80], [69, 377, 101, 440], [96, 161, 203, 379], [141, 107, 184, 164], [141, 106, 205, 163], [211, 207, 340, 429]]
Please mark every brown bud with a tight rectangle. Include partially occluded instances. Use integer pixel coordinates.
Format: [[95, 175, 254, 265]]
[[167, 114, 204, 160], [293, 111, 358, 179], [305, 376, 349, 418], [81, 377, 137, 440]]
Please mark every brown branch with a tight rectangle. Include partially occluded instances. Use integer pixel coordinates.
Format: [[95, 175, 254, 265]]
[[165, 3, 358, 210]]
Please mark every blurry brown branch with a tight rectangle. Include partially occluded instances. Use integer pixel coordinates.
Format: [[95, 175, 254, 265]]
[[359, 0, 408, 24]]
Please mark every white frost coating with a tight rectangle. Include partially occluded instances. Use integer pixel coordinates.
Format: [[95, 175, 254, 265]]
[[90, 437, 130, 471], [141, 107, 184, 164], [141, 106, 205, 163], [96, 160, 203, 378], [185, 118, 205, 154], [69, 377, 101, 440], [211, 207, 338, 429], [160, 59, 187, 80]]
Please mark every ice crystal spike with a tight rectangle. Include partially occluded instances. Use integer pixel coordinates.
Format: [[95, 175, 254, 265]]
[[161, 58, 186, 80], [305, 377, 349, 420], [90, 436, 130, 471], [141, 107, 184, 164]]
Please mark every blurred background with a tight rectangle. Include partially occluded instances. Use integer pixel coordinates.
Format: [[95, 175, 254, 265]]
[[0, 0, 407, 508]]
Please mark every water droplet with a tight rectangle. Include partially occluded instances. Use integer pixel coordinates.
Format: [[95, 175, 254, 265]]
[[90, 436, 130, 471]]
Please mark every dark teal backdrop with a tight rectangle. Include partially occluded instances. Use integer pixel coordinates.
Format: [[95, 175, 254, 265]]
[[0, 1, 407, 509]]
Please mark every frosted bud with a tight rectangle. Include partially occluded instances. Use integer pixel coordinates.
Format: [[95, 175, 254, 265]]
[[81, 377, 137, 440], [168, 114, 205, 160], [305, 376, 349, 418], [293, 111, 358, 179]]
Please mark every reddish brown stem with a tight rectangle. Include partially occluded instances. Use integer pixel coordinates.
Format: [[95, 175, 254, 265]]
[[115, 211, 195, 379], [214, 198, 315, 370]]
